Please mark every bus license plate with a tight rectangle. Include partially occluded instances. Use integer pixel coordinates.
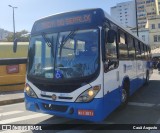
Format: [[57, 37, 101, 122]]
[[78, 110, 94, 116]]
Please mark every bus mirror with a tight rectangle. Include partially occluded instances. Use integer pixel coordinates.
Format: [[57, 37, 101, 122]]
[[13, 38, 18, 53], [107, 30, 116, 43]]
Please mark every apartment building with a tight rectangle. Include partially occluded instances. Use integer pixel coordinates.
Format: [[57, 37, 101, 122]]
[[148, 15, 160, 48], [136, 0, 160, 28], [110, 1, 136, 28], [131, 27, 149, 44]]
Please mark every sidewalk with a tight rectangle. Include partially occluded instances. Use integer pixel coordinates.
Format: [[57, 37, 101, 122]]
[[0, 90, 24, 106]]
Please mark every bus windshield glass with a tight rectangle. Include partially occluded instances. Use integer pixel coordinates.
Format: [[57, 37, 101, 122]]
[[28, 29, 99, 80]]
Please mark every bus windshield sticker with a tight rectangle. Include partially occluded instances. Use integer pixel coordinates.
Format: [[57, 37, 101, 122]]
[[45, 73, 53, 79], [55, 70, 63, 79]]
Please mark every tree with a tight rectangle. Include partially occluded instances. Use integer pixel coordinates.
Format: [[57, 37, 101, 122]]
[[6, 30, 30, 42]]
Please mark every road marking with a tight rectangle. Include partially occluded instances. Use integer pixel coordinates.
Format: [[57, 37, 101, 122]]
[[128, 102, 155, 107], [157, 104, 160, 106], [0, 116, 72, 133], [1, 103, 24, 108], [1, 130, 23, 133], [0, 113, 49, 124], [0, 111, 24, 116]]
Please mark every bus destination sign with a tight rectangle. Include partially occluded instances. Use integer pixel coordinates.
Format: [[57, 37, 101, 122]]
[[34, 14, 92, 31]]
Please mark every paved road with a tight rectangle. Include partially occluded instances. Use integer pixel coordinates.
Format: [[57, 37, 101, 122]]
[[0, 70, 160, 133]]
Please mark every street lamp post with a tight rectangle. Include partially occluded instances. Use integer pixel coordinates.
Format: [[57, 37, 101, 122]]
[[8, 5, 17, 42], [135, 0, 139, 37]]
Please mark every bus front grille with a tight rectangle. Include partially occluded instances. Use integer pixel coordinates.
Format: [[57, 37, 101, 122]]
[[42, 103, 68, 112], [33, 83, 81, 93]]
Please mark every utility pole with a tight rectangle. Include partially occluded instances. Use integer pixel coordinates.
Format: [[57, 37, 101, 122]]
[[8, 5, 18, 41], [135, 0, 139, 36]]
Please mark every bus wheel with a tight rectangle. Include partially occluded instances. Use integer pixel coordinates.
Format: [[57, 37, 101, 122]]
[[120, 82, 129, 108]]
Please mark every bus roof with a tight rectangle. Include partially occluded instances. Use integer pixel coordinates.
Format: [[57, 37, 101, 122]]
[[103, 11, 148, 45], [31, 8, 105, 34], [31, 8, 148, 46]]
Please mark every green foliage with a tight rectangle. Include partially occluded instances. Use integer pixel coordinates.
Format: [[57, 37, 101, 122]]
[[6, 30, 30, 42]]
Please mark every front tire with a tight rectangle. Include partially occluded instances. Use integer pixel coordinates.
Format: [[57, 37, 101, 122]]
[[120, 81, 129, 108]]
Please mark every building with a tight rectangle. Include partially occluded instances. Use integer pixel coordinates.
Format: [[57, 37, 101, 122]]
[[159, 0, 160, 14], [148, 15, 160, 49], [0, 28, 9, 41], [131, 27, 149, 44], [136, 0, 160, 28], [110, 1, 136, 28]]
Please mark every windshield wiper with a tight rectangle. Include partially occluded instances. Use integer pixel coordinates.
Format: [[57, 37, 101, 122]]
[[59, 29, 78, 57], [41, 32, 55, 58], [61, 29, 78, 45], [41, 32, 52, 47]]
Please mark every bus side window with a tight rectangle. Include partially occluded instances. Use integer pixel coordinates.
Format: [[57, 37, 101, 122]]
[[144, 45, 147, 60], [135, 39, 141, 60], [140, 43, 145, 60], [127, 35, 135, 60], [118, 30, 128, 60], [146, 46, 149, 60]]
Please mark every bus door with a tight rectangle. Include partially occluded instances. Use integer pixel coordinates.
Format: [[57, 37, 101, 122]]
[[103, 29, 120, 105]]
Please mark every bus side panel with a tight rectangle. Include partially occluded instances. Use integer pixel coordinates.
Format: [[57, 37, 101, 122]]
[[103, 68, 122, 115], [119, 61, 146, 96], [125, 61, 137, 95], [102, 86, 122, 118], [135, 60, 145, 90]]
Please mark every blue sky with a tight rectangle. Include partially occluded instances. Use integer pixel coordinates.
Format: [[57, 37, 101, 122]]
[[0, 0, 130, 32]]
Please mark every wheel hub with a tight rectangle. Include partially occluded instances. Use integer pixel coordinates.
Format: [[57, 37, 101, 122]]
[[122, 89, 127, 103]]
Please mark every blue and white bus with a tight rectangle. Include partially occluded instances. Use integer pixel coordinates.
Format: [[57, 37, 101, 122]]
[[23, 8, 152, 122]]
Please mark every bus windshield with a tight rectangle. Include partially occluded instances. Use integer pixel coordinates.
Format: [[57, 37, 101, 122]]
[[28, 29, 99, 80]]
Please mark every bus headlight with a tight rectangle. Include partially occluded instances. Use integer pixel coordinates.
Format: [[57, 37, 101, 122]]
[[25, 84, 38, 98], [75, 85, 101, 102]]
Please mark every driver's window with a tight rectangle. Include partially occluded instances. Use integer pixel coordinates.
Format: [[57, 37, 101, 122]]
[[105, 28, 118, 71], [105, 29, 117, 60]]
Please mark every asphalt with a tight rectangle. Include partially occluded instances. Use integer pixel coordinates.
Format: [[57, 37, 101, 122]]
[[0, 90, 24, 106]]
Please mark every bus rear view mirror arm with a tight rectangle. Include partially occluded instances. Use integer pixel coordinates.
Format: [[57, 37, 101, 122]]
[[107, 30, 116, 43], [13, 38, 18, 53]]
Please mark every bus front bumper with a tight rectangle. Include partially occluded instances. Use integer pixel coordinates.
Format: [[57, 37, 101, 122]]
[[25, 93, 105, 122]]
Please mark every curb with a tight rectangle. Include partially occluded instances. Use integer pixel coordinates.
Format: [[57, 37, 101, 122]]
[[0, 86, 24, 92], [0, 98, 24, 106]]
